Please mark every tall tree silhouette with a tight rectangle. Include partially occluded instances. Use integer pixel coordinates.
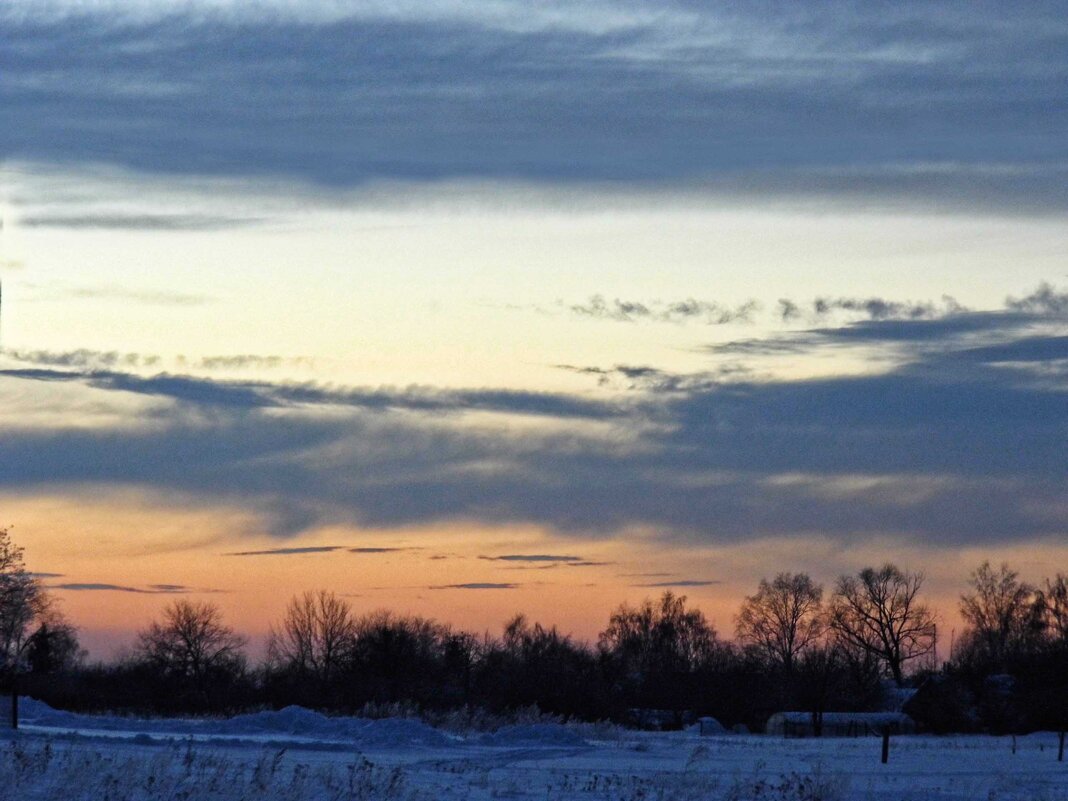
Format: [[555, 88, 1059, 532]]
[[829, 564, 936, 686], [736, 572, 824, 675]]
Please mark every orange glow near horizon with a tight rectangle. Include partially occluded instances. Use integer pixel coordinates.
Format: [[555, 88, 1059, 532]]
[[6, 488, 1067, 662]]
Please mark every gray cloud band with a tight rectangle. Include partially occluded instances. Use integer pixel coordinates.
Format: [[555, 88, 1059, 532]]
[[0, 286, 1065, 547], [1, 3, 1066, 208]]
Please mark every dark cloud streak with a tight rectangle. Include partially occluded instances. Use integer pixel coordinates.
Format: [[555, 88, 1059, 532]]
[[0, 367, 620, 419], [479, 554, 586, 562], [569, 296, 758, 324], [50, 582, 192, 594], [226, 546, 343, 556], [429, 583, 519, 590], [17, 213, 260, 231]]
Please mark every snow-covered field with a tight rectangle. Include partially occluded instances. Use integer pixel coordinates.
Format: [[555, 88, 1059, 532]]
[[6, 700, 1067, 800]]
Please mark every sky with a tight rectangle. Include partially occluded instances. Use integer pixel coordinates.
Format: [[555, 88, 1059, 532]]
[[1, 0, 1066, 659]]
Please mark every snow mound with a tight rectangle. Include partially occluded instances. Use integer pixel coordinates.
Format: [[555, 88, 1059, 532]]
[[18, 697, 79, 727], [225, 706, 338, 736], [477, 723, 588, 747], [223, 706, 449, 746], [352, 717, 453, 747], [20, 698, 449, 747], [690, 716, 726, 735]]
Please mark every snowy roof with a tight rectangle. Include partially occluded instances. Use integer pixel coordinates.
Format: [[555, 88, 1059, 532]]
[[881, 684, 919, 712]]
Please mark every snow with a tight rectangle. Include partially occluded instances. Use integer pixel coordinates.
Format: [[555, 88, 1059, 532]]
[[477, 723, 588, 747], [8, 699, 1068, 800], [18, 698, 450, 748], [222, 706, 451, 747]]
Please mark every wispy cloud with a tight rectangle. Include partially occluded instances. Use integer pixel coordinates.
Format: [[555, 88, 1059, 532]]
[[483, 555, 612, 571], [555, 363, 746, 393], [783, 295, 965, 323], [565, 561, 612, 567], [7, 349, 163, 370], [634, 580, 720, 588], [226, 546, 343, 556], [568, 296, 758, 325], [1005, 283, 1068, 315], [49, 582, 198, 594], [429, 582, 519, 590], [619, 572, 676, 578], [17, 213, 260, 231], [556, 293, 950, 332], [6, 350, 311, 372], [716, 284, 1068, 355], [192, 355, 313, 371], [479, 554, 586, 563], [61, 286, 212, 306], [0, 367, 621, 419]]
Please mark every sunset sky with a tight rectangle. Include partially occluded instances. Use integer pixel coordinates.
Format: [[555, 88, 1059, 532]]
[[1, 1, 1066, 659]]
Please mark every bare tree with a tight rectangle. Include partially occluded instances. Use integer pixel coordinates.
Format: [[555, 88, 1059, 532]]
[[1038, 574, 1068, 645], [735, 572, 824, 674], [350, 610, 456, 703], [829, 564, 936, 686], [0, 527, 48, 674], [599, 591, 719, 675], [25, 607, 83, 674], [137, 600, 246, 684], [268, 590, 355, 682], [959, 561, 1041, 669]]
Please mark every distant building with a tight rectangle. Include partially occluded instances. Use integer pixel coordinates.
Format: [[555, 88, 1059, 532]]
[[626, 708, 695, 730], [697, 716, 726, 735], [765, 711, 916, 738]]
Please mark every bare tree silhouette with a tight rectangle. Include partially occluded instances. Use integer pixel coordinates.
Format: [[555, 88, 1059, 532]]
[[137, 600, 246, 686], [829, 564, 936, 686], [268, 590, 356, 683], [735, 572, 824, 675]]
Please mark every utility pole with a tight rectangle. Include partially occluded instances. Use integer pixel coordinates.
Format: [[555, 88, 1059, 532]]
[[931, 624, 938, 672]]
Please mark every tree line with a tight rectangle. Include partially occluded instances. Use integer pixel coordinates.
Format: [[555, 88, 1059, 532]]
[[1, 528, 1065, 732]]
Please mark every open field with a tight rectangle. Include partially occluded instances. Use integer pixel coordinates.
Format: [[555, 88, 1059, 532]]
[[4, 702, 1067, 800]]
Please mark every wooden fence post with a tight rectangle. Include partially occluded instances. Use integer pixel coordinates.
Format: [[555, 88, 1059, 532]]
[[1059, 730, 1064, 762], [881, 726, 890, 764], [10, 676, 17, 730]]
